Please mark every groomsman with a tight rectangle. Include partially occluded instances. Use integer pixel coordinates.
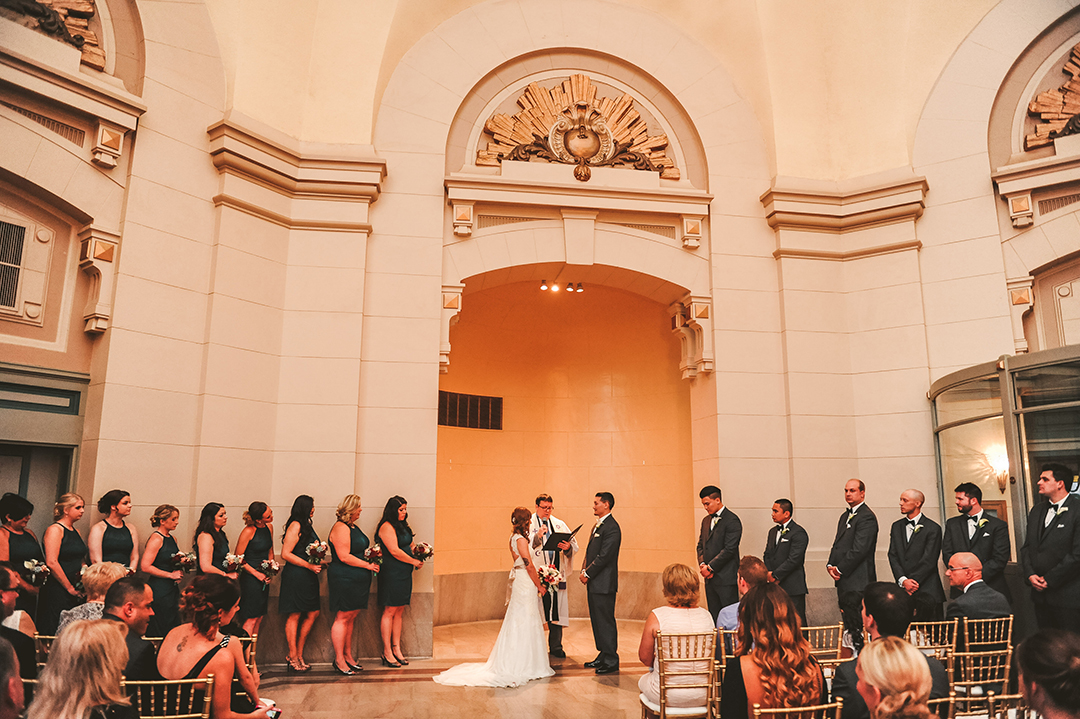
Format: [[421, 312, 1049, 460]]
[[1020, 463, 1080, 632], [827, 479, 878, 653], [581, 491, 621, 674], [696, 486, 742, 622], [887, 489, 945, 622], [942, 482, 1011, 602], [763, 498, 808, 625], [529, 494, 578, 659]]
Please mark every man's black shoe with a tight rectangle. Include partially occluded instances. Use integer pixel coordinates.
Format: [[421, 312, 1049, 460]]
[[583, 658, 601, 668], [595, 664, 619, 675], [550, 649, 566, 659]]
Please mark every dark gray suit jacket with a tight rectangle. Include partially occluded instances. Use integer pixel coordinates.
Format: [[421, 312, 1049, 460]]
[[828, 505, 878, 592], [942, 512, 1011, 599], [696, 508, 742, 587], [1020, 493, 1080, 608], [583, 515, 621, 594], [888, 515, 945, 603], [945, 580, 1011, 620], [832, 648, 948, 719], [763, 520, 808, 596]]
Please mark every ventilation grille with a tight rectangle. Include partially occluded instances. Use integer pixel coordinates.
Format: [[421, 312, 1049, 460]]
[[438, 391, 503, 430], [0, 221, 26, 309], [1039, 193, 1080, 216], [1, 102, 85, 147], [616, 223, 676, 239], [476, 215, 538, 229]]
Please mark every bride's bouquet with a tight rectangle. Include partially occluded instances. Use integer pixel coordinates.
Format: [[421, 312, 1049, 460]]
[[305, 541, 329, 565], [221, 553, 244, 574], [413, 542, 434, 564], [363, 545, 383, 566], [260, 558, 280, 591], [537, 565, 564, 593], [23, 559, 49, 586]]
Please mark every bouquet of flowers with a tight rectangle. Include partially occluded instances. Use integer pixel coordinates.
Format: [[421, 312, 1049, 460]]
[[221, 553, 244, 574], [305, 541, 329, 565], [363, 545, 383, 566], [172, 551, 197, 573], [537, 564, 564, 593], [23, 559, 49, 586], [413, 542, 434, 563], [260, 559, 280, 591], [76, 565, 87, 593]]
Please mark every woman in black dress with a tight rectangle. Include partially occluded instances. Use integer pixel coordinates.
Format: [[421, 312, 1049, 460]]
[[140, 504, 183, 636], [0, 493, 45, 616], [327, 494, 380, 676], [279, 494, 322, 672], [194, 503, 237, 579], [37, 493, 87, 635], [376, 495, 423, 667], [235, 501, 275, 636], [88, 490, 139, 572]]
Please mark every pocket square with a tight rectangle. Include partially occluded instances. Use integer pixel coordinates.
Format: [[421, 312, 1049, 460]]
[[593, 532, 601, 538], [982, 533, 989, 538], [1057, 524, 1066, 529], [780, 538, 789, 543]]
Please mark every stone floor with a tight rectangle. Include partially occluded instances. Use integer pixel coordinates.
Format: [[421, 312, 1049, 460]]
[[261, 619, 649, 718]]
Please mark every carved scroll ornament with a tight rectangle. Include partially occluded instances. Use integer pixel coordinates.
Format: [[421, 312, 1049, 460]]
[[1026, 43, 1080, 150]]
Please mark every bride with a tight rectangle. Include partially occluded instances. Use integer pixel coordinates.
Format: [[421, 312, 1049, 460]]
[[433, 507, 555, 687]]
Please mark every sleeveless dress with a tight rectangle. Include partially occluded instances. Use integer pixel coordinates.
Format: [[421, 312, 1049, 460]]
[[278, 523, 321, 614], [377, 523, 415, 607], [36, 523, 87, 635], [638, 605, 716, 707], [4, 527, 44, 615], [100, 521, 135, 566], [147, 531, 181, 637], [237, 525, 272, 622], [328, 522, 372, 612], [433, 535, 554, 687], [196, 531, 229, 574]]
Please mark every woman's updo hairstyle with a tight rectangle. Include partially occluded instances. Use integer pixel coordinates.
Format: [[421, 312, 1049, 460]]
[[53, 493, 83, 521], [243, 501, 268, 527], [336, 495, 362, 522], [1018, 629, 1080, 712], [96, 489, 129, 515], [150, 504, 178, 528], [511, 507, 531, 538], [857, 635, 933, 719], [180, 574, 240, 638]]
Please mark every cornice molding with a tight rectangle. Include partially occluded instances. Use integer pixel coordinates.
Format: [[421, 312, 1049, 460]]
[[211, 194, 374, 234], [773, 240, 922, 262], [761, 170, 928, 234]]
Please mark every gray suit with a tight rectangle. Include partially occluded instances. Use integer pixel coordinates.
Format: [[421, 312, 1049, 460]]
[[945, 580, 1011, 621]]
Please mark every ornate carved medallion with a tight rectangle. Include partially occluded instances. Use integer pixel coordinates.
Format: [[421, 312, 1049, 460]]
[[477, 74, 679, 182], [1026, 43, 1080, 150]]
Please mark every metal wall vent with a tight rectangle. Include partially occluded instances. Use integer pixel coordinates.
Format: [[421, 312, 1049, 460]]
[[438, 391, 503, 430]]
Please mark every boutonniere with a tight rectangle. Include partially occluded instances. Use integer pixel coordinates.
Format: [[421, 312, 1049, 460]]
[[779, 527, 790, 537], [977, 518, 989, 528], [1058, 506, 1069, 516], [847, 511, 857, 523], [594, 519, 603, 530], [912, 524, 923, 534]]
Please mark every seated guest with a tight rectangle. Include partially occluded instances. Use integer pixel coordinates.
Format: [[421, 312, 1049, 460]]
[[638, 563, 716, 709], [26, 619, 137, 719], [0, 566, 34, 685], [0, 637, 24, 719], [0, 562, 35, 636], [856, 635, 934, 719], [57, 561, 127, 633], [832, 582, 948, 719], [720, 583, 825, 719], [102, 575, 160, 680], [156, 575, 269, 719], [717, 556, 768, 631], [1017, 629, 1080, 719], [945, 552, 1010, 621]]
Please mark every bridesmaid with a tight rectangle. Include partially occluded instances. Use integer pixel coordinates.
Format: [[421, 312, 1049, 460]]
[[0, 493, 45, 616], [327, 494, 379, 676], [235, 501, 275, 636], [376, 495, 423, 668], [88, 489, 139, 571], [37, 493, 87, 635], [279, 494, 322, 672], [140, 504, 183, 637], [194, 502, 236, 578]]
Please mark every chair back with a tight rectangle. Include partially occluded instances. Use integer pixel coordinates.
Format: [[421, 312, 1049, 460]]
[[642, 631, 715, 719], [987, 692, 1035, 719], [801, 623, 844, 661], [751, 698, 843, 719], [953, 647, 1012, 715], [962, 616, 1013, 651], [717, 629, 739, 676], [910, 619, 959, 661], [237, 633, 258, 673], [123, 674, 215, 719], [32, 634, 56, 672], [927, 690, 956, 719]]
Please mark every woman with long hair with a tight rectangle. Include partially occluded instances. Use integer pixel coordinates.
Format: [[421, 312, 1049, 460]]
[[278, 495, 321, 672], [140, 504, 183, 636], [56, 562, 127, 633], [376, 496, 423, 667], [327, 494, 380, 676], [194, 503, 236, 579], [156, 575, 269, 719], [720, 582, 825, 719], [433, 507, 553, 687], [1017, 629, 1080, 719], [26, 619, 135, 719], [856, 636, 933, 719], [0, 493, 44, 617], [235, 502, 275, 636], [87, 490, 139, 572], [37, 493, 87, 635]]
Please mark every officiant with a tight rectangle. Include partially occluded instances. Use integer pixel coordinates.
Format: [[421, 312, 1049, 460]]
[[530, 493, 579, 659]]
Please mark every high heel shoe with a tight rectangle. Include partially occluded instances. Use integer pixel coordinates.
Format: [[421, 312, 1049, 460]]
[[285, 658, 303, 673], [381, 655, 402, 668], [332, 661, 355, 676], [346, 660, 363, 672], [392, 645, 409, 665]]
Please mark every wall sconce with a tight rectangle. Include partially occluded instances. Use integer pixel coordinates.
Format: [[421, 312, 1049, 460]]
[[987, 450, 1010, 493]]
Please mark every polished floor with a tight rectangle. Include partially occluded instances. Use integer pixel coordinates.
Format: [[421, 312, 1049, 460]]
[[262, 619, 649, 718]]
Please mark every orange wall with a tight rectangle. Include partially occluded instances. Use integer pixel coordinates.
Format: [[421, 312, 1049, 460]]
[[436, 281, 696, 575]]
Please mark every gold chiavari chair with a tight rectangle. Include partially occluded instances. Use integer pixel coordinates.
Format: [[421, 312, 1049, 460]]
[[987, 692, 1035, 719], [801, 624, 844, 662], [952, 647, 1013, 716], [32, 634, 55, 672], [639, 631, 715, 719], [910, 618, 960, 683], [961, 616, 1013, 652], [927, 690, 957, 719], [123, 675, 215, 719], [751, 698, 844, 719]]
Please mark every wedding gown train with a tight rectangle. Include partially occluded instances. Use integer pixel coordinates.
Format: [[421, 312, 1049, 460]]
[[433, 536, 554, 688]]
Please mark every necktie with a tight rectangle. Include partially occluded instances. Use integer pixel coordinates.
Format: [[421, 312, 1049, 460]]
[[968, 515, 978, 539], [775, 524, 784, 546], [1045, 504, 1059, 528], [710, 513, 720, 531], [906, 520, 917, 542]]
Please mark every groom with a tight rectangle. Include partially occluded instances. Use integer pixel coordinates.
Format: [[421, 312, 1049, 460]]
[[530, 494, 578, 659], [580, 491, 621, 675]]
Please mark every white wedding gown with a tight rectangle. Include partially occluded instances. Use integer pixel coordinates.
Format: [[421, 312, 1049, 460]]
[[433, 535, 555, 687]]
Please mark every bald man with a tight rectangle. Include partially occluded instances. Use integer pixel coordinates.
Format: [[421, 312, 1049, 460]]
[[887, 489, 945, 622], [945, 552, 1010, 621]]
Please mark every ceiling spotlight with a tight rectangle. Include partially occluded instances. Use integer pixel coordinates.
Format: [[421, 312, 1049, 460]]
[[576, 283, 584, 293], [551, 282, 560, 292], [540, 280, 548, 290]]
